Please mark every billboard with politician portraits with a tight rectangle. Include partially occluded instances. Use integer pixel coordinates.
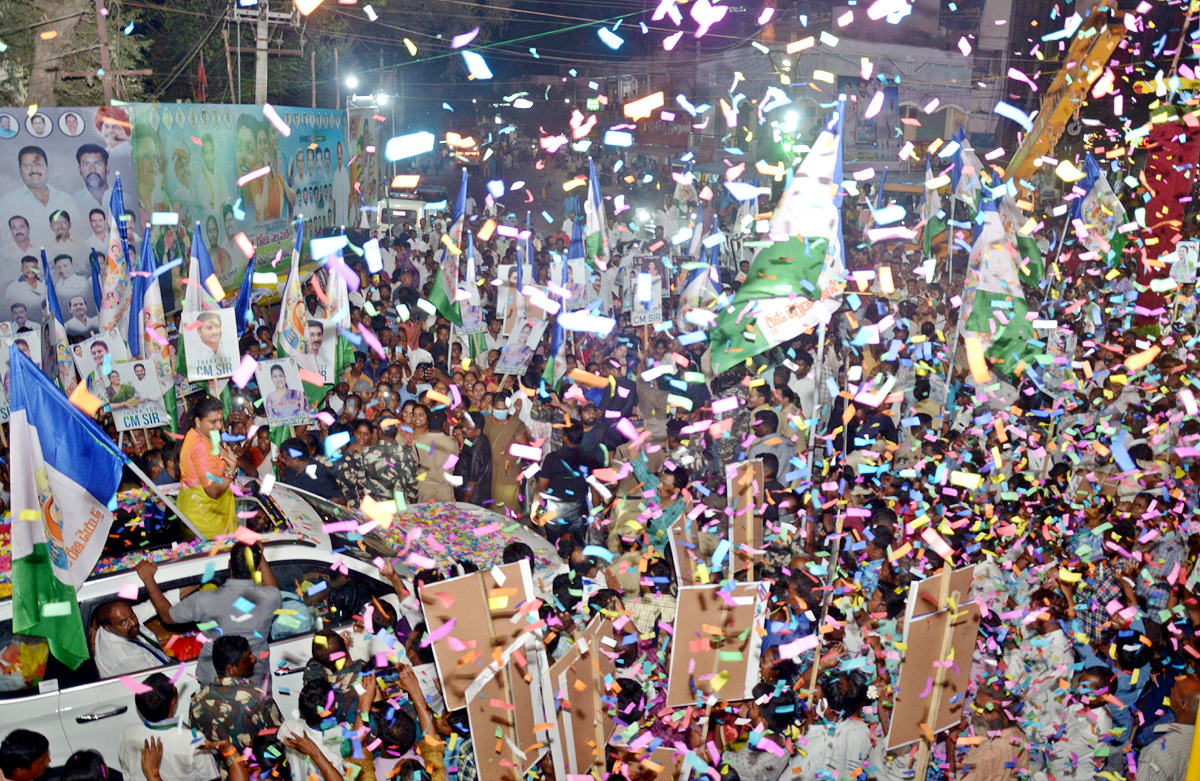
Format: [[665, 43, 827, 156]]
[[0, 106, 136, 325]]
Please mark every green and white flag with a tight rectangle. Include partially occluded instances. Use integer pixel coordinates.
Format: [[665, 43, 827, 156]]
[[958, 201, 1039, 376], [584, 158, 611, 270], [922, 157, 946, 259], [429, 169, 467, 326], [709, 102, 847, 375], [1077, 153, 1128, 263], [999, 195, 1045, 286]]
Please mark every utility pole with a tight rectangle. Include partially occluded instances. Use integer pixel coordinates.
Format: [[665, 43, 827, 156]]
[[224, 0, 301, 105], [62, 0, 152, 104], [95, 0, 112, 103], [254, 5, 269, 104]]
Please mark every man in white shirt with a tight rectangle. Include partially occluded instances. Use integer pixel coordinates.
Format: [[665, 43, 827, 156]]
[[118, 672, 221, 781], [93, 599, 171, 679], [0, 146, 79, 248], [332, 142, 351, 228], [484, 317, 504, 354], [51, 253, 94, 314], [279, 679, 352, 781]]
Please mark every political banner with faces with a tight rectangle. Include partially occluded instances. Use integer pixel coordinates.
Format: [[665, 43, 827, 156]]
[[256, 357, 309, 428], [307, 317, 338, 385], [495, 319, 547, 376], [0, 328, 42, 422], [100, 358, 168, 431], [126, 104, 346, 299], [182, 308, 238, 380], [70, 327, 131, 397], [0, 106, 136, 323], [630, 256, 665, 326]]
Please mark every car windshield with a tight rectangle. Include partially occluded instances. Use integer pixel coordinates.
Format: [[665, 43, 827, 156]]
[[388, 186, 446, 202]]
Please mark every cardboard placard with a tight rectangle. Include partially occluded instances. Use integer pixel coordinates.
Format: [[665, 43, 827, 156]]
[[905, 565, 975, 625], [421, 561, 548, 781], [886, 602, 982, 750], [466, 645, 551, 781], [666, 583, 767, 706], [669, 521, 700, 586], [727, 459, 764, 580], [547, 619, 611, 778], [610, 745, 683, 781], [420, 561, 534, 710]]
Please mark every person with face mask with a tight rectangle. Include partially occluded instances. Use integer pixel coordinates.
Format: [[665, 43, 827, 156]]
[[484, 391, 531, 519]]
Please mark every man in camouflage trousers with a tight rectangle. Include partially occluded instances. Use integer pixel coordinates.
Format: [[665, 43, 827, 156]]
[[362, 415, 418, 504], [189, 635, 283, 751]]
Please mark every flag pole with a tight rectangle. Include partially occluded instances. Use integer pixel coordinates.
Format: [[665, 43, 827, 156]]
[[946, 193, 957, 290], [803, 319, 827, 477], [124, 458, 208, 541]]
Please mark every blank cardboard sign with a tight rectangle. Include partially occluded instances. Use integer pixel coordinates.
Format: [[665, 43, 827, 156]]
[[886, 602, 982, 750], [905, 565, 975, 624], [466, 649, 549, 781], [546, 617, 620, 778], [666, 582, 767, 706], [420, 561, 534, 711], [727, 459, 764, 579]]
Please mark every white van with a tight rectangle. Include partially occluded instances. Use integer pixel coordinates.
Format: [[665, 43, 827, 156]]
[[374, 185, 450, 241], [0, 481, 559, 767]]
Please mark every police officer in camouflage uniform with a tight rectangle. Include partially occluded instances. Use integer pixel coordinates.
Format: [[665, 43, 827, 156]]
[[362, 414, 418, 504], [189, 635, 284, 750]]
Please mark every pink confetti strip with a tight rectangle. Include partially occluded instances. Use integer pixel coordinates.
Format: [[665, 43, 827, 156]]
[[236, 165, 271, 187], [420, 616, 457, 647], [262, 103, 291, 137], [231, 355, 258, 388]]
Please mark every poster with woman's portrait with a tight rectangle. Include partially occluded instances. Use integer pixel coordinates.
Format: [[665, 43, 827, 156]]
[[550, 258, 589, 312], [494, 319, 547, 377], [103, 359, 168, 431], [71, 328, 130, 396], [498, 264, 550, 336], [630, 256, 665, 326], [0, 330, 42, 421], [182, 308, 238, 380], [255, 357, 309, 427]]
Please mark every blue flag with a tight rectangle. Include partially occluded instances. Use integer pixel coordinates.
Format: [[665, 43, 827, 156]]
[[189, 221, 223, 304], [41, 250, 76, 392], [233, 258, 254, 337], [88, 249, 103, 314], [9, 343, 124, 669], [126, 227, 154, 358]]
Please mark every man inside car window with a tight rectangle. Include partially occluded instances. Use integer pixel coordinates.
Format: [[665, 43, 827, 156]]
[[92, 599, 170, 679]]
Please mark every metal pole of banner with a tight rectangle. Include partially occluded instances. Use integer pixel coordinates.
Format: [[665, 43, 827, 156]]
[[803, 319, 827, 477], [946, 194, 957, 290], [124, 458, 208, 541]]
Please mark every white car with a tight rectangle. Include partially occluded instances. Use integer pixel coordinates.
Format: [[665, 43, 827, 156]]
[[0, 480, 559, 768]]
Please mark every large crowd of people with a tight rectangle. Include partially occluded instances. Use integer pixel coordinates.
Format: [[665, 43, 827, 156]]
[[2, 149, 1200, 781]]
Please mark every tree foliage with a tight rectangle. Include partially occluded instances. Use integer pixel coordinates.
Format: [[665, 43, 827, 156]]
[[0, 0, 512, 109], [0, 0, 149, 106]]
